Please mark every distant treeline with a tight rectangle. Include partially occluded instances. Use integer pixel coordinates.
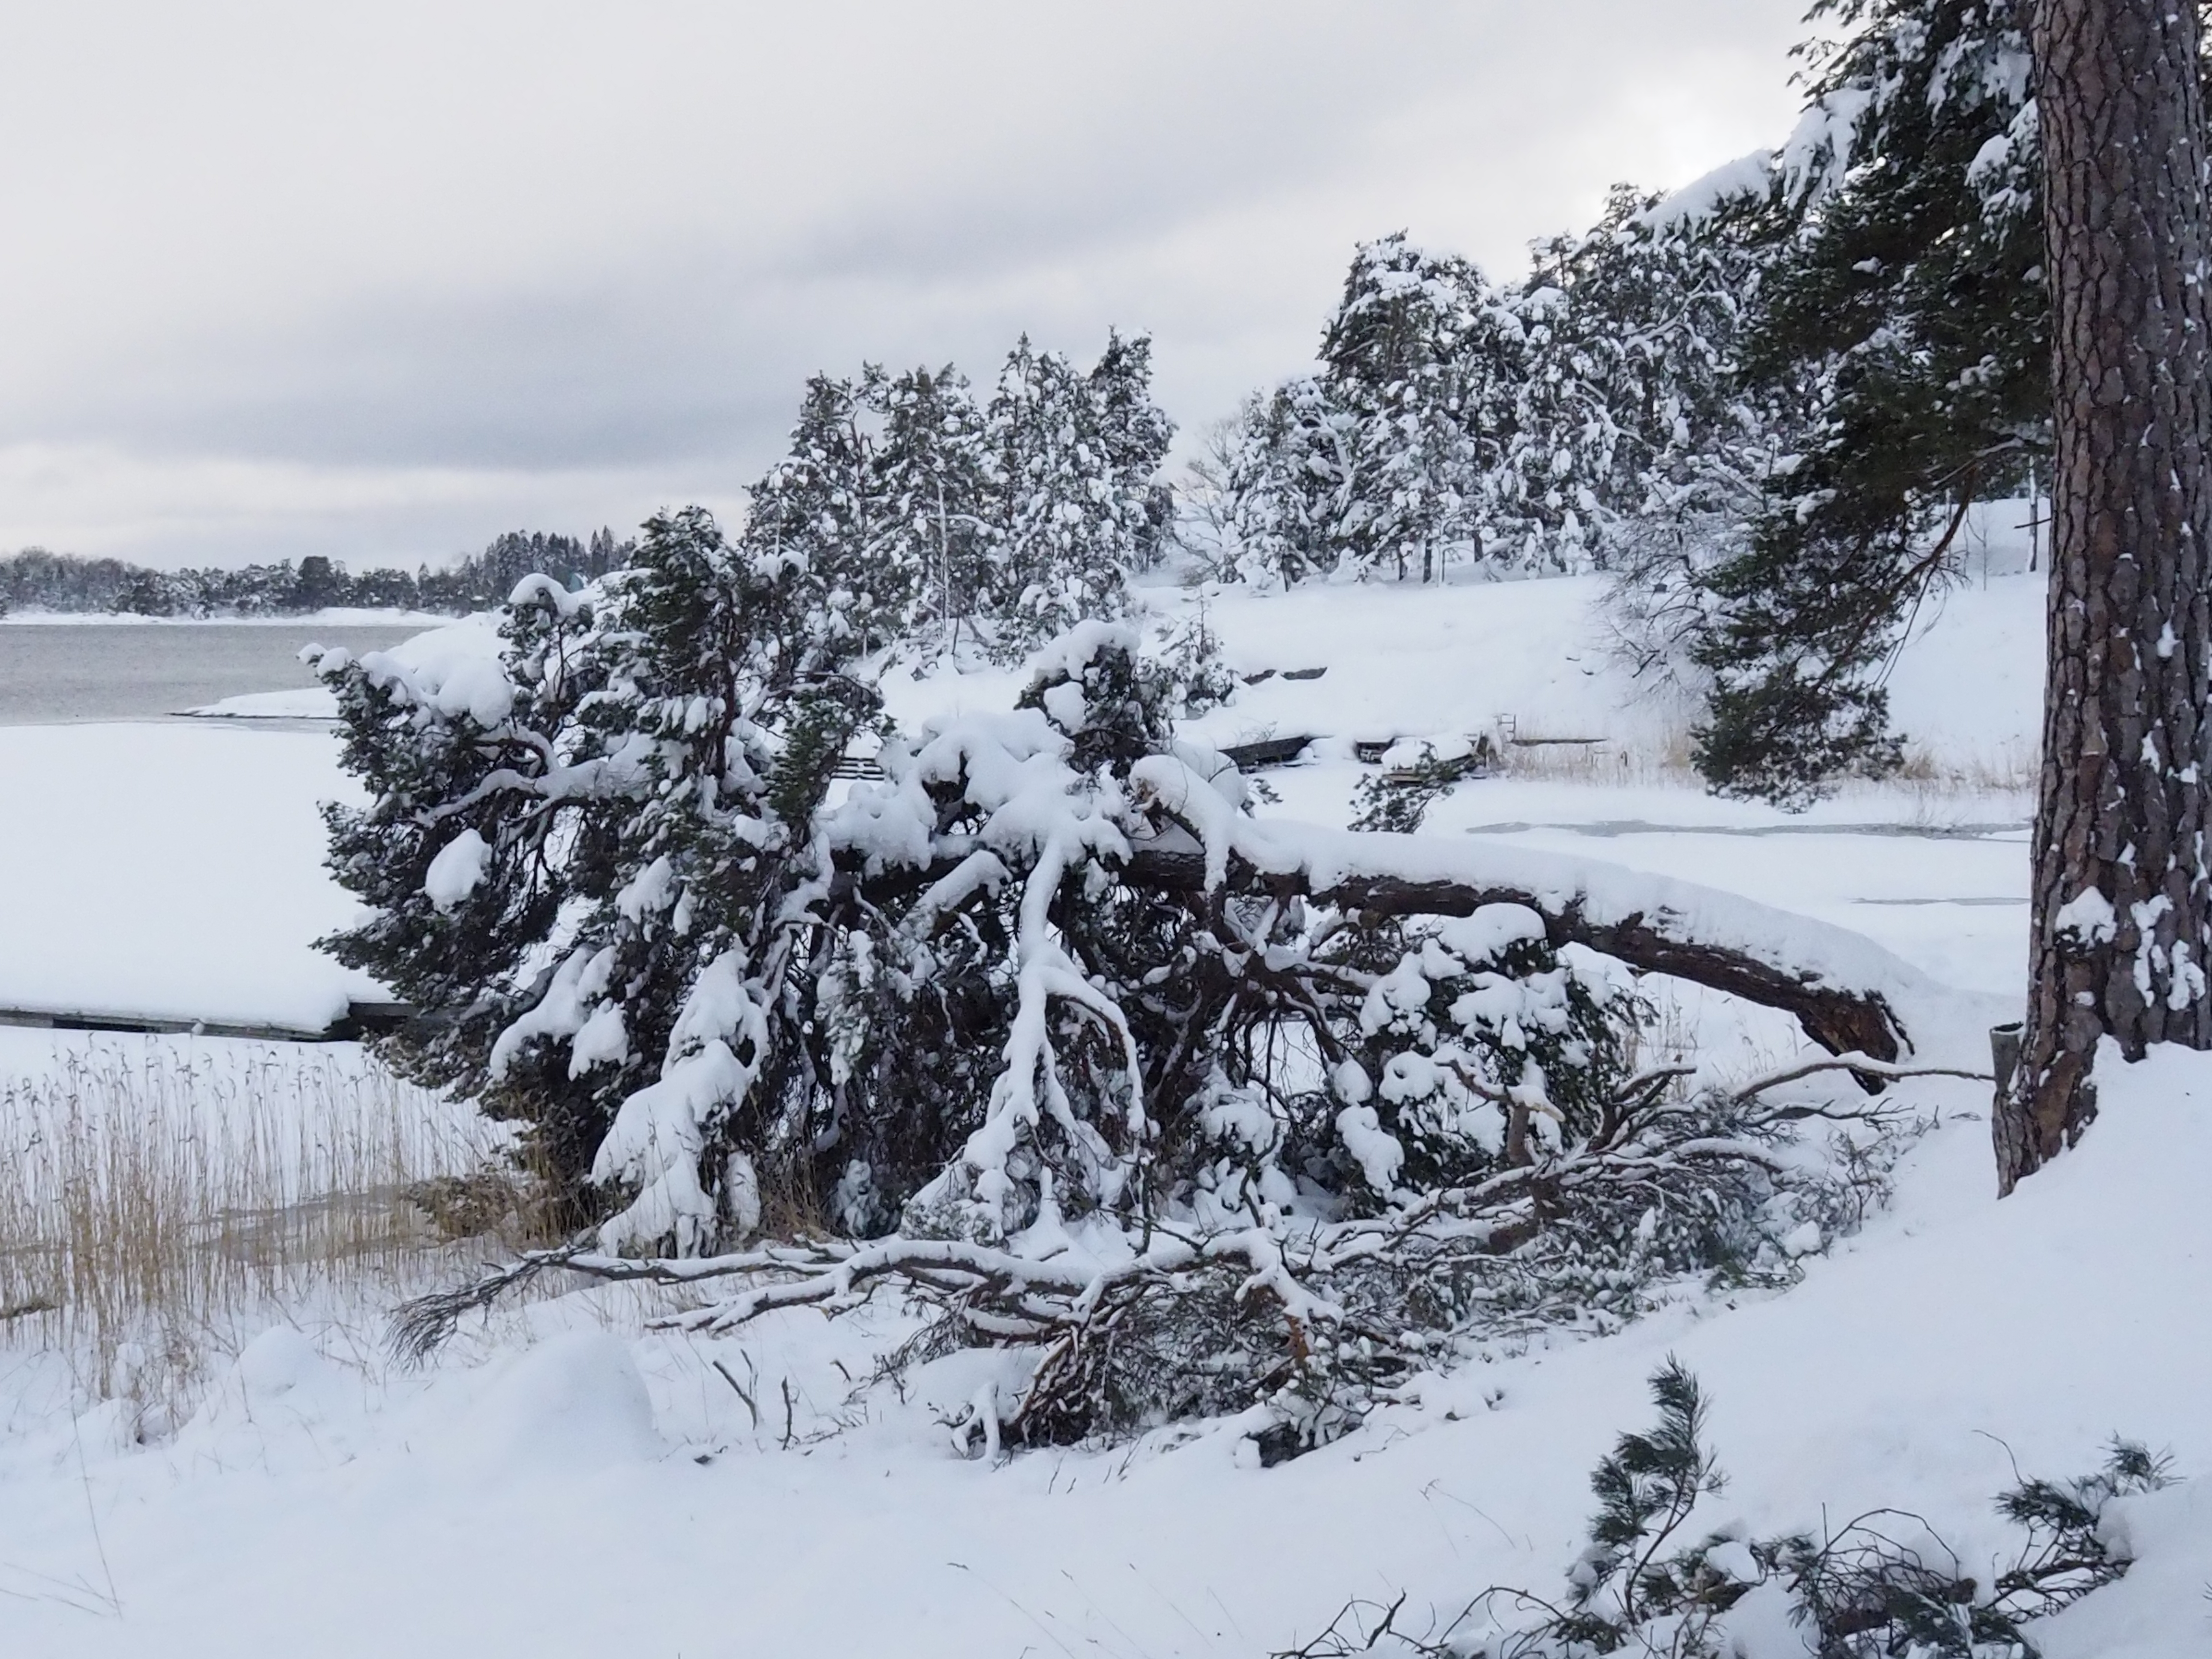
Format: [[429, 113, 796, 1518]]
[[0, 529, 635, 619]]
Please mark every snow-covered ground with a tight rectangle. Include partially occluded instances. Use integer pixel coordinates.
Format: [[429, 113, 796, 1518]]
[[0, 613, 503, 1028], [0, 723, 381, 1031], [0, 1042, 2201, 1657], [9, 557, 2207, 1657]]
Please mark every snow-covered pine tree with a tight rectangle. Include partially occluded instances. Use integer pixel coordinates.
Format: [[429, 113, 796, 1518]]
[[1686, 0, 2047, 803], [984, 335, 1174, 658], [316, 506, 874, 1247], [1220, 378, 1352, 587], [315, 580, 613, 1196], [372, 580, 1937, 1446], [553, 507, 878, 1254], [987, 338, 1099, 652], [1509, 185, 1773, 583], [742, 373, 893, 649], [1212, 219, 1755, 589], [1087, 328, 1178, 571], [869, 361, 995, 651], [1315, 234, 1492, 582], [2000, 0, 2212, 1190]]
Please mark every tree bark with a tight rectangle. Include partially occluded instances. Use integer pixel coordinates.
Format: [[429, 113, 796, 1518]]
[[2002, 0, 2212, 1190]]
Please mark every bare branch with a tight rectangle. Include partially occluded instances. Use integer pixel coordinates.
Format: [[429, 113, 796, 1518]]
[[1729, 1052, 1990, 1106]]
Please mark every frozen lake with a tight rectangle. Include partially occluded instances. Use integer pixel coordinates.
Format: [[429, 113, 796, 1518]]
[[0, 622, 423, 724]]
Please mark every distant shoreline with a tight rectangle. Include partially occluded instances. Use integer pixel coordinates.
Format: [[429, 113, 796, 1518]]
[[0, 608, 455, 628]]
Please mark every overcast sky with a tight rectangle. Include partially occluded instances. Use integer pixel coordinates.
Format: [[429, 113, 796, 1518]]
[[0, 1, 1810, 570]]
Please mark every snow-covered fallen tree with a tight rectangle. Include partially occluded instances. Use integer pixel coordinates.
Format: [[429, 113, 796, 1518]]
[[322, 508, 1974, 1448]]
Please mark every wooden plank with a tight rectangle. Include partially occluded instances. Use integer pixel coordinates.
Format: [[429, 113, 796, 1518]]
[[1219, 735, 1316, 769], [0, 998, 419, 1045]]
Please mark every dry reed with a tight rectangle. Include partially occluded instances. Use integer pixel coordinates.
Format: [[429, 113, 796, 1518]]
[[0, 1041, 509, 1405]]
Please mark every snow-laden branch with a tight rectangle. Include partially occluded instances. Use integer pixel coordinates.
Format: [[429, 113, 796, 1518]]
[[1127, 755, 1944, 1064]]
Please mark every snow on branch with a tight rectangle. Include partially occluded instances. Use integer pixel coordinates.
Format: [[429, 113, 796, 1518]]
[[1126, 764, 1946, 1063]]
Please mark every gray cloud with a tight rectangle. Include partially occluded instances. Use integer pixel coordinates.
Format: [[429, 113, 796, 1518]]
[[0, 0, 1809, 567]]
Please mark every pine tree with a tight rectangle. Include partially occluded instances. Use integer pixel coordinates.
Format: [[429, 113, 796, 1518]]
[[1317, 234, 1493, 582], [870, 362, 994, 650], [1514, 186, 1771, 578], [1690, 0, 2046, 802], [1213, 217, 1760, 589], [1999, 0, 2212, 1190], [985, 334, 1173, 657], [557, 507, 875, 1252], [1221, 379, 1351, 587], [743, 373, 891, 645], [986, 337, 1098, 652], [316, 506, 873, 1239], [315, 580, 609, 1191], [1087, 328, 1177, 570]]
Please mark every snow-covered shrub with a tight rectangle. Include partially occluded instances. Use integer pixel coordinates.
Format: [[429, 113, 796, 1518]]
[[1349, 738, 1493, 834], [1281, 1364, 2174, 1658], [1151, 600, 1239, 719]]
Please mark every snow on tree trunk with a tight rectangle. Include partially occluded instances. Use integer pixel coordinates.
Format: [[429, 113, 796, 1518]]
[[2001, 0, 2212, 1190]]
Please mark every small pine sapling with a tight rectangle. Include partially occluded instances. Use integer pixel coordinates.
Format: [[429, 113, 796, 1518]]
[[1350, 738, 1492, 834], [1277, 1381, 2176, 1659]]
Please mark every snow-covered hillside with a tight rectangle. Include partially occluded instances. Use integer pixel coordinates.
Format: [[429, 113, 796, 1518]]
[[7, 561, 2207, 1659]]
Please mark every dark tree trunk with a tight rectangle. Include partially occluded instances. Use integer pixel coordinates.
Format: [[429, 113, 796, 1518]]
[[2001, 0, 2212, 1191]]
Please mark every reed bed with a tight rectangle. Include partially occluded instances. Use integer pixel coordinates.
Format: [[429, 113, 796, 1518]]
[[0, 1041, 511, 1404]]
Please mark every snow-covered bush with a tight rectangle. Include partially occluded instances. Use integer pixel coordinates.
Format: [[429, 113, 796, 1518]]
[[1282, 1363, 2174, 1658]]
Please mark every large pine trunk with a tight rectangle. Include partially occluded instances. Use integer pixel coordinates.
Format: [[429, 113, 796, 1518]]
[[2000, 0, 2212, 1191]]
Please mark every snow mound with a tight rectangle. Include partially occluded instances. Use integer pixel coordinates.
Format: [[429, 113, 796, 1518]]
[[234, 1326, 331, 1402], [424, 829, 492, 912], [456, 1332, 663, 1474], [2040, 1481, 2212, 1659]]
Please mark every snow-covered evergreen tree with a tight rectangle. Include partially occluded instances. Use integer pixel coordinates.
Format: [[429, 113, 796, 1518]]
[[735, 334, 1171, 661], [361, 565, 1916, 1453], [1220, 379, 1351, 587], [1316, 235, 1494, 582], [985, 338, 1106, 652], [1087, 328, 1178, 571], [742, 373, 892, 647], [1510, 186, 1773, 578], [317, 506, 874, 1247], [984, 334, 1176, 658], [1210, 219, 1764, 588], [868, 361, 995, 650], [1687, 0, 2050, 803]]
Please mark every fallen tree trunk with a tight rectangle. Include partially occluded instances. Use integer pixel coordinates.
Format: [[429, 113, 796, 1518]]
[[1118, 763, 1935, 1064], [829, 757, 1932, 1065], [840, 823, 1919, 1064], [1124, 839, 1908, 1062]]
